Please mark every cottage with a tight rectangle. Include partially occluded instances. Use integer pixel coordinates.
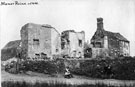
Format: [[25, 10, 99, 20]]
[[91, 18, 130, 57], [21, 23, 61, 60], [61, 30, 85, 58]]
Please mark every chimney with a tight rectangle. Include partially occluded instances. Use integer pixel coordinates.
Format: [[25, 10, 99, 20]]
[[97, 17, 104, 30]]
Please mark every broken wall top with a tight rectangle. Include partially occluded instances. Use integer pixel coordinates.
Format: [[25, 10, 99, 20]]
[[20, 23, 60, 35]]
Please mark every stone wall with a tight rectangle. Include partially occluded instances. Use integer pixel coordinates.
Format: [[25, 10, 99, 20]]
[[21, 23, 61, 59], [119, 41, 130, 56], [69, 31, 85, 58], [21, 24, 29, 58], [92, 48, 108, 58], [107, 36, 120, 57], [51, 28, 61, 58], [61, 30, 85, 58]]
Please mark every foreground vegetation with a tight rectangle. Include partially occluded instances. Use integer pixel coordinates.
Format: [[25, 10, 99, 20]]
[[4, 56, 135, 80], [5, 59, 65, 74], [72, 56, 135, 80], [2, 81, 135, 87]]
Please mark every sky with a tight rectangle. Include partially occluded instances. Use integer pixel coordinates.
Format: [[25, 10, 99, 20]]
[[0, 0, 135, 56]]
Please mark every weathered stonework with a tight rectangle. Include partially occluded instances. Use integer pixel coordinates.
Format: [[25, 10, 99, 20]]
[[21, 23, 61, 60], [61, 30, 85, 58], [91, 18, 130, 58]]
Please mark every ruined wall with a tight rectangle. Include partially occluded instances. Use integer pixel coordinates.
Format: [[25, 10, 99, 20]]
[[61, 31, 70, 56], [61, 30, 85, 58], [91, 36, 130, 57], [92, 48, 108, 58], [21, 23, 52, 59], [69, 31, 85, 58], [119, 41, 130, 56], [91, 17, 130, 57], [21, 23, 61, 59], [103, 36, 108, 49], [51, 28, 61, 58], [28, 24, 52, 59], [91, 31, 105, 48], [20, 24, 29, 58], [108, 37, 121, 57]]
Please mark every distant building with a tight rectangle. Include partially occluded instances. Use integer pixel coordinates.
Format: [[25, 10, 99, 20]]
[[61, 30, 85, 58], [91, 18, 130, 57], [21, 23, 61, 60]]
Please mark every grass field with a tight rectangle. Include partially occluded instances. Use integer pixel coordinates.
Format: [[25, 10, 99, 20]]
[[2, 81, 135, 87], [1, 70, 135, 87]]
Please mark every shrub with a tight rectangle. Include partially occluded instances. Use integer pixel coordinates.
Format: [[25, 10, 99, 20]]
[[72, 57, 135, 80], [21, 60, 65, 74]]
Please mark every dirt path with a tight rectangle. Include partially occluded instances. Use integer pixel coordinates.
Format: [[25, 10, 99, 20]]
[[1, 71, 135, 86]]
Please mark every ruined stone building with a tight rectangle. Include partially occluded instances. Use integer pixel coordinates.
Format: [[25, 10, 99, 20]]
[[21, 23, 61, 60], [91, 18, 130, 58], [2, 18, 130, 61], [61, 30, 85, 58]]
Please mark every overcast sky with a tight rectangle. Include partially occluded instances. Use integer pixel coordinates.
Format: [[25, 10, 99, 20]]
[[1, 0, 135, 56]]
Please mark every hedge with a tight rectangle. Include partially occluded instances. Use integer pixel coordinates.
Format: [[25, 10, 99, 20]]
[[72, 56, 135, 80], [20, 59, 65, 74]]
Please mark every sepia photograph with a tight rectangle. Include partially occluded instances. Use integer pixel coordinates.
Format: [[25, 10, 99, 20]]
[[1, 0, 135, 87]]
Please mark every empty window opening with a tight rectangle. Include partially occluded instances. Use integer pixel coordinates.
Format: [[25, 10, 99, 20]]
[[67, 39, 70, 45], [95, 42, 102, 48], [35, 53, 40, 58], [33, 39, 39, 45], [61, 42, 65, 49], [56, 49, 59, 52], [41, 53, 47, 59], [79, 40, 82, 47]]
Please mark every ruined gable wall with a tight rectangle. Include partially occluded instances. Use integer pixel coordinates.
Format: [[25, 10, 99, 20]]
[[61, 31, 69, 56], [51, 28, 61, 57], [20, 24, 29, 58], [25, 24, 51, 59], [27, 24, 40, 58], [69, 32, 85, 58], [91, 30, 105, 48], [39, 26, 51, 58], [69, 32, 78, 57]]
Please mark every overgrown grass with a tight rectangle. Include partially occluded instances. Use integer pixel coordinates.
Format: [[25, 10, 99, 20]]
[[2, 81, 135, 87], [7, 56, 135, 80]]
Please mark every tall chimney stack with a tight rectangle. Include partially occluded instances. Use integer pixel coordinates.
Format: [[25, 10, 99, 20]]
[[97, 17, 104, 30]]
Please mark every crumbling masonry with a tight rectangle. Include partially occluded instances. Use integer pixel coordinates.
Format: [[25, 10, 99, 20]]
[[21, 23, 61, 60], [91, 18, 130, 58], [61, 30, 85, 58]]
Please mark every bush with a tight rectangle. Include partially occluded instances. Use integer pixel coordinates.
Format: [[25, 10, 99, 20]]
[[72, 57, 135, 80], [21, 60, 65, 74]]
